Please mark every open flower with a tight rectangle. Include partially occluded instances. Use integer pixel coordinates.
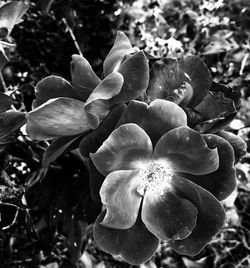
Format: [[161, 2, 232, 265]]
[[90, 100, 236, 265], [25, 31, 149, 141]]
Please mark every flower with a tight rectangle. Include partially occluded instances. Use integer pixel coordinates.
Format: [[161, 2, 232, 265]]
[[25, 31, 149, 141], [90, 99, 236, 265], [146, 55, 241, 133]]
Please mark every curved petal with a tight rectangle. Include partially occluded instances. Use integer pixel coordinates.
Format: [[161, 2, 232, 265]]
[[181, 55, 213, 108], [154, 126, 219, 175], [71, 54, 101, 100], [117, 99, 187, 145], [90, 123, 153, 176], [100, 170, 142, 229], [141, 183, 198, 241], [84, 72, 124, 128], [26, 97, 90, 140], [109, 51, 149, 105], [216, 130, 247, 163], [79, 104, 126, 158], [168, 175, 225, 256], [180, 134, 236, 201], [146, 58, 185, 102], [33, 75, 81, 108], [93, 210, 159, 265], [103, 31, 134, 76]]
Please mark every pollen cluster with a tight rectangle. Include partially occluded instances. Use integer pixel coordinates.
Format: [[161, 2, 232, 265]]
[[137, 161, 173, 196]]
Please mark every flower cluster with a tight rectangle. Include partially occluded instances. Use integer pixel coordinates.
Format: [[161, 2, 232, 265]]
[[25, 31, 246, 265]]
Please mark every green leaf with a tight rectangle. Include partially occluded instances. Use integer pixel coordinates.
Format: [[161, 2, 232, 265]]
[[103, 31, 134, 76], [42, 135, 83, 167], [0, 1, 29, 39], [0, 111, 26, 140], [0, 92, 13, 112]]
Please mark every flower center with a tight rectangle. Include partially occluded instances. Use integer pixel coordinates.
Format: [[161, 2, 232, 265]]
[[137, 161, 173, 196]]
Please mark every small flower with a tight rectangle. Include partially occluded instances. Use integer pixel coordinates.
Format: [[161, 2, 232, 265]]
[[25, 31, 149, 141], [90, 100, 236, 265]]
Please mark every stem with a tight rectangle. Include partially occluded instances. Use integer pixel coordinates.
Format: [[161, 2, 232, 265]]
[[62, 17, 83, 57], [0, 71, 7, 92]]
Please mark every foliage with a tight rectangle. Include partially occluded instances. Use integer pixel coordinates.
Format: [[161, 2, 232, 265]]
[[1, 0, 250, 268]]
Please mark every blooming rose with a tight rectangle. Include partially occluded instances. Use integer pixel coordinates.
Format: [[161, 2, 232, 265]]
[[90, 99, 236, 265]]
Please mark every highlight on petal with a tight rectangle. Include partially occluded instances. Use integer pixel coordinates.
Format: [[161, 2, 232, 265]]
[[71, 54, 101, 100], [117, 99, 187, 145], [181, 134, 236, 201], [93, 210, 159, 265], [26, 97, 90, 140], [181, 55, 213, 108], [154, 126, 219, 175], [84, 72, 124, 128], [141, 184, 197, 241], [168, 175, 225, 256], [90, 123, 153, 176], [100, 170, 142, 229], [109, 51, 149, 105], [103, 31, 134, 76], [33, 75, 81, 108]]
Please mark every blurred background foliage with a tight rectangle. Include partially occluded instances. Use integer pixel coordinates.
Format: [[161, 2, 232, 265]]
[[1, 0, 250, 267]]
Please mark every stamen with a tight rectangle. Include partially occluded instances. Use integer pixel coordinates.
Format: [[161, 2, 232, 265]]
[[137, 161, 173, 196]]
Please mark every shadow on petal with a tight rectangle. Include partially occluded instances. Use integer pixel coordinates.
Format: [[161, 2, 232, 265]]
[[168, 175, 225, 256], [117, 99, 187, 145], [141, 184, 197, 241], [93, 210, 159, 265], [33, 75, 81, 108], [180, 134, 236, 201]]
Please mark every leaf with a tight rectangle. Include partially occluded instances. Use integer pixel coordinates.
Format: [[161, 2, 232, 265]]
[[42, 135, 82, 167], [0, 1, 29, 39], [0, 111, 26, 140], [0, 42, 8, 69], [103, 31, 134, 76], [0, 92, 13, 112]]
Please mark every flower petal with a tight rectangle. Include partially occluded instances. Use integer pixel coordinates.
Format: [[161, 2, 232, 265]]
[[216, 130, 247, 163], [26, 97, 90, 140], [168, 175, 225, 256], [79, 104, 126, 158], [90, 123, 153, 176], [33, 75, 81, 108], [93, 210, 159, 265], [103, 31, 134, 76], [181, 55, 213, 108], [84, 72, 124, 128], [117, 99, 187, 145], [100, 170, 142, 229], [141, 183, 198, 241], [180, 134, 236, 201], [109, 51, 149, 104], [71, 54, 101, 100], [154, 126, 219, 175]]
